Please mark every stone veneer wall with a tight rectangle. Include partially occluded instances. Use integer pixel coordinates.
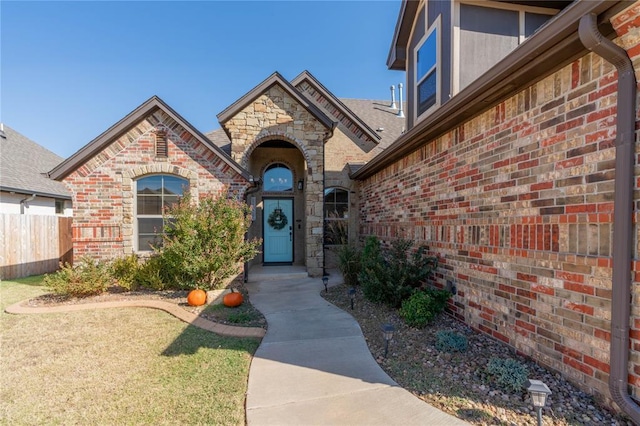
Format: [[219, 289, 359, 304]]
[[221, 85, 330, 276], [63, 109, 249, 260], [358, 5, 640, 404]]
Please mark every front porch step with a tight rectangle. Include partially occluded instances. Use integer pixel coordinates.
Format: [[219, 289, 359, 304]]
[[247, 265, 308, 282]]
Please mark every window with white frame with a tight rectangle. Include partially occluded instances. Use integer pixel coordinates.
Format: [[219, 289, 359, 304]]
[[324, 187, 349, 245], [136, 175, 188, 251], [415, 23, 439, 118]]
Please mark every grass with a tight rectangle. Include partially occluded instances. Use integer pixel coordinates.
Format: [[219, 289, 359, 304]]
[[1, 276, 260, 425], [201, 301, 264, 327]]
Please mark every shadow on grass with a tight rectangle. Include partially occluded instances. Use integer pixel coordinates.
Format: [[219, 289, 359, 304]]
[[161, 323, 260, 357]]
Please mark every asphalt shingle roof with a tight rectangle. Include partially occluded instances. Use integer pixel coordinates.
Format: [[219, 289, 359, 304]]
[[0, 124, 71, 198]]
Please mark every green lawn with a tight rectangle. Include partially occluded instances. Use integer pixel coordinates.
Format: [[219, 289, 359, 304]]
[[1, 276, 260, 425]]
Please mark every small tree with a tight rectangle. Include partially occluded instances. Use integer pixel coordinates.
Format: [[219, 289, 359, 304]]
[[156, 192, 261, 290]]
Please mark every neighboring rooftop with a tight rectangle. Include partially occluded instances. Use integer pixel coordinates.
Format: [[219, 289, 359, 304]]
[[0, 124, 71, 199]]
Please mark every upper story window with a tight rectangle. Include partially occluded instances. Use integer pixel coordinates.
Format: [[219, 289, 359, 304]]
[[263, 163, 293, 192], [416, 24, 439, 117], [136, 175, 188, 251]]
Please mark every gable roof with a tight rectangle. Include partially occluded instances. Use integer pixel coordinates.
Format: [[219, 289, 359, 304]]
[[217, 71, 336, 131], [49, 96, 252, 182], [206, 98, 405, 155], [0, 124, 71, 199], [291, 70, 382, 144]]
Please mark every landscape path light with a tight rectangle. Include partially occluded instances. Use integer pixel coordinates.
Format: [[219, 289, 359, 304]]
[[382, 323, 395, 358], [322, 276, 329, 293], [526, 379, 551, 426], [348, 287, 356, 310]]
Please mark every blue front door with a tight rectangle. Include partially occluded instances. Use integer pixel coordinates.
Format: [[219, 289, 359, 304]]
[[264, 199, 293, 263]]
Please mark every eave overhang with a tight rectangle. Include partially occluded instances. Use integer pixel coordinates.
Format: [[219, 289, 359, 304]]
[[217, 71, 337, 133], [387, 0, 420, 70], [356, 0, 624, 180], [291, 70, 381, 143], [49, 96, 252, 182], [0, 186, 72, 200]]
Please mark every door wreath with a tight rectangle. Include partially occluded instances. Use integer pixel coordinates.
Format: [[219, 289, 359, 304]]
[[267, 207, 288, 230]]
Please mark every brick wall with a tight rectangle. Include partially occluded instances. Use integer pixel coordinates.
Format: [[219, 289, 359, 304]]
[[358, 4, 640, 404], [63, 108, 249, 260]]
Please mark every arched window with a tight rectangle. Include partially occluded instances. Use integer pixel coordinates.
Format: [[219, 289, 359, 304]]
[[263, 163, 293, 192], [324, 187, 349, 245], [136, 175, 189, 251]]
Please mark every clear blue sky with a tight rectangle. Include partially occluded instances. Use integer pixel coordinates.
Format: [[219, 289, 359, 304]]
[[1, 1, 405, 158]]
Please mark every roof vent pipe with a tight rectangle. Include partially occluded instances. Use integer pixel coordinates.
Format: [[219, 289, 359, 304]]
[[397, 83, 405, 118], [579, 13, 640, 423], [390, 85, 397, 109]]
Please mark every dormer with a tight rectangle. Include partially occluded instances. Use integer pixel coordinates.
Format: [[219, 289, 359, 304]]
[[388, 0, 572, 129]]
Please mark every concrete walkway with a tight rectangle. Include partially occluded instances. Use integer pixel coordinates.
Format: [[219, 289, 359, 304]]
[[245, 272, 469, 426]]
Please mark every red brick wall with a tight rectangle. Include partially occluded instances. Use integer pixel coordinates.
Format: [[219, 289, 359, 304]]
[[63, 109, 249, 260], [359, 5, 640, 404]]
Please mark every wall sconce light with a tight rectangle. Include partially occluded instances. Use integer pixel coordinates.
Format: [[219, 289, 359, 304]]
[[526, 379, 551, 426], [382, 323, 395, 357], [322, 275, 329, 293], [297, 179, 304, 190], [348, 287, 356, 310]]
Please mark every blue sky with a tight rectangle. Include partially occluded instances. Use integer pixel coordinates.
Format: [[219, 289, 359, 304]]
[[1, 1, 405, 158]]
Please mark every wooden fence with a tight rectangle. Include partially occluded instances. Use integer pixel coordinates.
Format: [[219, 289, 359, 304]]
[[0, 214, 73, 280]]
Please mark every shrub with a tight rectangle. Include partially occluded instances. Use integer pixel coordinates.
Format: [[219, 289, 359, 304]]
[[485, 357, 529, 393], [360, 236, 439, 308], [359, 236, 388, 303], [156, 192, 261, 291], [134, 255, 168, 290], [337, 243, 361, 287], [109, 254, 140, 291], [44, 257, 112, 297], [435, 330, 468, 352], [399, 288, 451, 328]]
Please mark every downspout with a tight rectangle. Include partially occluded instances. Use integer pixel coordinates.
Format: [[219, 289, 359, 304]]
[[20, 194, 36, 215], [579, 13, 640, 422], [243, 179, 262, 283]]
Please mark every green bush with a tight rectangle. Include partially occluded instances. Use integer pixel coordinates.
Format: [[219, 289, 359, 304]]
[[337, 243, 361, 287], [485, 357, 529, 393], [360, 236, 439, 308], [156, 192, 261, 291], [399, 288, 450, 328], [134, 255, 168, 290], [44, 257, 112, 297], [109, 254, 140, 291], [435, 330, 468, 352]]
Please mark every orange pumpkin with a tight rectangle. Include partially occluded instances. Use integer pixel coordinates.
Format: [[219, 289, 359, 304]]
[[187, 289, 207, 306], [223, 291, 244, 308]]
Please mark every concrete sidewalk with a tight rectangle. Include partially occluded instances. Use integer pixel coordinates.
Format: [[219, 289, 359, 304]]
[[245, 272, 469, 426]]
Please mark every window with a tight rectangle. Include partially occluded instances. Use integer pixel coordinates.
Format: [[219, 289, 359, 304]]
[[55, 199, 64, 214], [136, 175, 188, 251], [263, 163, 293, 192], [324, 188, 349, 245], [415, 24, 439, 117]]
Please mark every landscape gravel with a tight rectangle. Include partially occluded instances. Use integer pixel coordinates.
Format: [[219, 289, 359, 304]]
[[322, 283, 634, 426]]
